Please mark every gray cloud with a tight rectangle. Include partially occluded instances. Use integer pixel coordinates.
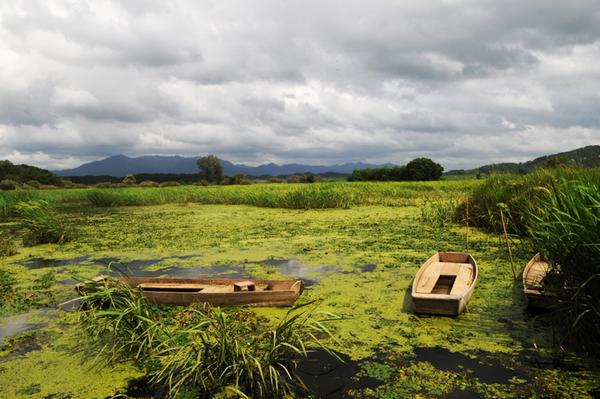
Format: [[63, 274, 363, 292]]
[[0, 0, 599, 171]]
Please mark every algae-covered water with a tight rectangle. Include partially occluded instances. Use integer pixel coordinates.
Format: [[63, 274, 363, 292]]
[[1, 202, 599, 398]]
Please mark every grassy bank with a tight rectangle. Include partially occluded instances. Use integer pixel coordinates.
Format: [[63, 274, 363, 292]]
[[1, 180, 479, 217]]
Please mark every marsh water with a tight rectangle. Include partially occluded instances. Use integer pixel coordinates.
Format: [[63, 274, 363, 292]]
[[1, 202, 599, 398]]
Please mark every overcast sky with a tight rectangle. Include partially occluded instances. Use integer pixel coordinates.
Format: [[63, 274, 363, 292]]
[[1, 0, 599, 170]]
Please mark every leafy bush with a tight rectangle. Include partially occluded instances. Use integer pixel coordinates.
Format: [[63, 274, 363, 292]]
[[15, 200, 71, 244], [122, 175, 136, 185], [139, 180, 161, 188], [349, 158, 443, 182], [25, 180, 41, 189], [79, 278, 339, 398], [0, 179, 18, 190]]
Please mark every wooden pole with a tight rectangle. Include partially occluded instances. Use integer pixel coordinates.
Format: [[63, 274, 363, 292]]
[[465, 196, 469, 252], [499, 208, 517, 280]]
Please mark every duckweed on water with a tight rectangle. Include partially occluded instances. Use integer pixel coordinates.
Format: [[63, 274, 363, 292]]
[[0, 181, 598, 398]]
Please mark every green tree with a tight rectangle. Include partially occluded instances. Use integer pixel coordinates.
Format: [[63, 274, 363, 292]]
[[196, 155, 224, 183], [122, 175, 136, 185], [404, 158, 444, 181]]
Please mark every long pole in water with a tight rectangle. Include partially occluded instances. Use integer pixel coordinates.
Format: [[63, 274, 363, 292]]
[[465, 196, 469, 252], [499, 208, 517, 280]]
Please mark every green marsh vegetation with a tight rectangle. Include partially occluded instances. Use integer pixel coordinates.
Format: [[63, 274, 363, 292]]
[[0, 178, 599, 398], [467, 167, 600, 357], [79, 277, 339, 398]]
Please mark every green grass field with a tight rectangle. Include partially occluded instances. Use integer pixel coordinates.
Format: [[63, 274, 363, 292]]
[[0, 180, 598, 398]]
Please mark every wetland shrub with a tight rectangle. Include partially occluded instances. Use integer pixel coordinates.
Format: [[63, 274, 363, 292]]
[[15, 200, 71, 244], [79, 278, 340, 398]]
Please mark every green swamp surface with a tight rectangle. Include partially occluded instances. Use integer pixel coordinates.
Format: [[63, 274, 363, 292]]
[[1, 202, 599, 398]]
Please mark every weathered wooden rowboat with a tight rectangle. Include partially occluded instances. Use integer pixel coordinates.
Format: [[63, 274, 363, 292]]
[[412, 252, 478, 316], [80, 277, 304, 307], [523, 253, 551, 309]]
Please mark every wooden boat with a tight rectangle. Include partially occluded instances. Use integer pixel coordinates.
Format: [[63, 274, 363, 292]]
[[80, 276, 304, 307], [412, 252, 478, 316], [523, 253, 551, 309]]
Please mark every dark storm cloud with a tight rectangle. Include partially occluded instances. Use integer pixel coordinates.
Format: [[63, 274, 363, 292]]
[[0, 0, 599, 170]]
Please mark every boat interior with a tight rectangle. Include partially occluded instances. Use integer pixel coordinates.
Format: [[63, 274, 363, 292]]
[[525, 259, 550, 291], [138, 280, 272, 293], [416, 254, 474, 296]]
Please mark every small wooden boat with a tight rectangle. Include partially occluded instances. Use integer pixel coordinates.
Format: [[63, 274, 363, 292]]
[[523, 253, 551, 309], [79, 277, 304, 307], [412, 252, 478, 316]]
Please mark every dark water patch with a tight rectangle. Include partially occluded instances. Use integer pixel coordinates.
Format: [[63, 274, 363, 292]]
[[357, 263, 376, 272], [413, 347, 517, 384], [108, 264, 248, 279], [117, 378, 166, 399], [297, 349, 382, 398], [0, 308, 53, 345], [445, 389, 484, 399], [19, 256, 91, 270], [2, 333, 42, 356], [247, 258, 338, 286]]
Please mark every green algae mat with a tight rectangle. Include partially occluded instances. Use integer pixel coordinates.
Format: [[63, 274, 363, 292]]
[[1, 202, 599, 398]]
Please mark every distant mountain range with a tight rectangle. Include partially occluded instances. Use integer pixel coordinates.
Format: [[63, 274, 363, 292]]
[[54, 155, 395, 177], [446, 145, 600, 175]]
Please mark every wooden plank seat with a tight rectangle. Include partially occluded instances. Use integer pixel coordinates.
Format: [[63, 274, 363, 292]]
[[234, 280, 256, 291], [415, 262, 473, 294], [450, 264, 473, 296]]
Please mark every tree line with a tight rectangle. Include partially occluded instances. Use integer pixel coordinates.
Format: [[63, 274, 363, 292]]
[[348, 157, 443, 181]]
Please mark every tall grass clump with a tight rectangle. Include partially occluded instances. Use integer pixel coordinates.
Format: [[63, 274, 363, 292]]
[[14, 200, 72, 244], [0, 190, 41, 219], [465, 168, 600, 235], [420, 199, 459, 227], [528, 178, 600, 356], [79, 278, 339, 398]]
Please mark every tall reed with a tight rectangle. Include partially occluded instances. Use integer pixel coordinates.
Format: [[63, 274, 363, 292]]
[[528, 178, 600, 356], [14, 200, 72, 244]]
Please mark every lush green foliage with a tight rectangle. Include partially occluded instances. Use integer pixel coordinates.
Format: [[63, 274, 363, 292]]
[[467, 167, 600, 356], [79, 278, 339, 398], [349, 157, 443, 181], [0, 160, 62, 185], [14, 200, 71, 244], [197, 155, 224, 183], [465, 168, 600, 235], [528, 178, 600, 356]]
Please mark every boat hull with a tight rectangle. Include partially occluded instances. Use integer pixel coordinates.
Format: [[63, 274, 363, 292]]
[[81, 277, 304, 307], [411, 252, 478, 316], [523, 253, 552, 309]]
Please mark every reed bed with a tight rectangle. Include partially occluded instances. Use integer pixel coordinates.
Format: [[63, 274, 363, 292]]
[[467, 167, 600, 356], [465, 168, 600, 235], [1, 180, 478, 214], [528, 178, 600, 356]]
